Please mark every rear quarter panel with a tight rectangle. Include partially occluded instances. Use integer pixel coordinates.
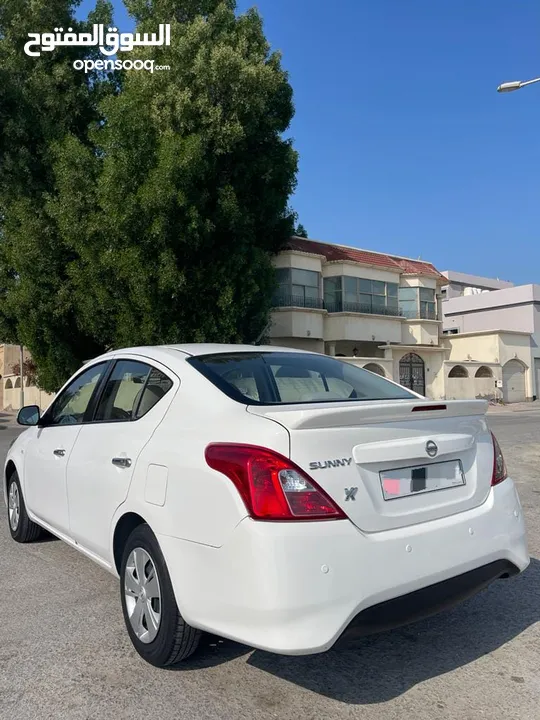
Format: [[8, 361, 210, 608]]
[[118, 371, 290, 549]]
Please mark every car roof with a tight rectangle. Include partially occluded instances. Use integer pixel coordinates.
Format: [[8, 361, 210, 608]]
[[90, 343, 316, 364], [164, 344, 315, 357]]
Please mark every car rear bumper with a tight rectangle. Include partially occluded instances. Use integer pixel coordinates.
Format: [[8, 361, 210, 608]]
[[158, 477, 529, 655], [335, 558, 519, 647]]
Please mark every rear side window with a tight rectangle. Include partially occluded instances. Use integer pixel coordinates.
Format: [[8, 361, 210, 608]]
[[189, 352, 415, 405], [135, 367, 174, 419], [94, 361, 173, 422]]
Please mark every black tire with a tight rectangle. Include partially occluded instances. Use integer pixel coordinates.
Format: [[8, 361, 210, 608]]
[[120, 523, 201, 667], [7, 470, 44, 543]]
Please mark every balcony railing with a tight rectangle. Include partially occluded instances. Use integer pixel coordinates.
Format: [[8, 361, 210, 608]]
[[271, 295, 438, 320], [271, 294, 325, 310], [400, 307, 438, 320], [324, 300, 401, 316]]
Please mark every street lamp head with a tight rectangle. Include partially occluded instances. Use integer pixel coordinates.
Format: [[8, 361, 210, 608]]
[[497, 81, 522, 93]]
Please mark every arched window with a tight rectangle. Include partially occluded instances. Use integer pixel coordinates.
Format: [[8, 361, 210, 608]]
[[14, 377, 21, 388], [475, 366, 493, 378], [5, 379, 13, 389], [449, 365, 468, 378], [363, 363, 385, 377]]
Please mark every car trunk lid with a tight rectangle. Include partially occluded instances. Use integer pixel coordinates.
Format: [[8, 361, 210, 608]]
[[248, 399, 493, 532]]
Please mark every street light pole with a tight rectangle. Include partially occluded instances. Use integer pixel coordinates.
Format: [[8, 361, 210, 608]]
[[497, 77, 540, 93]]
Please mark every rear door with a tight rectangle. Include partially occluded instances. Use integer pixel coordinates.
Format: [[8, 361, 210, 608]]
[[66, 357, 177, 560]]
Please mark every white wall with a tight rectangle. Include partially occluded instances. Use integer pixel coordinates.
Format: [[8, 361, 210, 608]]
[[4, 380, 55, 411], [401, 321, 440, 346], [270, 308, 326, 340], [341, 357, 394, 378], [443, 284, 539, 333], [322, 262, 400, 284], [273, 252, 323, 273], [324, 313, 403, 343], [400, 276, 438, 290], [444, 331, 533, 400], [269, 337, 325, 353], [444, 365, 497, 400]]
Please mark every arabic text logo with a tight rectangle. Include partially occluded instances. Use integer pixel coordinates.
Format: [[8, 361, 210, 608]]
[[24, 24, 171, 58]]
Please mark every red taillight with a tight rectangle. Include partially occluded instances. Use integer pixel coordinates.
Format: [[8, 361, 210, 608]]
[[205, 443, 347, 521], [491, 432, 508, 486]]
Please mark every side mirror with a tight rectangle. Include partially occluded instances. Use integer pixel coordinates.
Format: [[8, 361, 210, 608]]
[[17, 405, 41, 426]]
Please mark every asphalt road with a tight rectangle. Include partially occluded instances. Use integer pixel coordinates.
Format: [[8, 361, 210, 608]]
[[1, 412, 539, 720]]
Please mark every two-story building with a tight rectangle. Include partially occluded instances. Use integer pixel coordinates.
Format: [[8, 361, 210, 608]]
[[270, 237, 447, 399]]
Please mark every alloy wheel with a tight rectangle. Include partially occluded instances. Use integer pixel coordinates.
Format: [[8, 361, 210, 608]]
[[124, 547, 162, 644], [8, 482, 20, 532]]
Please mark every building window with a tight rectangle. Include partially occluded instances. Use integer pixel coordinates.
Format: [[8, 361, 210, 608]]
[[398, 287, 437, 319], [449, 365, 468, 378], [324, 277, 399, 316], [5, 379, 12, 389], [273, 268, 323, 309], [475, 366, 493, 378]]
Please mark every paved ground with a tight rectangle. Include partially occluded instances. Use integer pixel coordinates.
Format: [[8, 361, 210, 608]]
[[0, 412, 539, 720]]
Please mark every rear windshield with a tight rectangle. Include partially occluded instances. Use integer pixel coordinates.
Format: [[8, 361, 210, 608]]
[[188, 352, 416, 405]]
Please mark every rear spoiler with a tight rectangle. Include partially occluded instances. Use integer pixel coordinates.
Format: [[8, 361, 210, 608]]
[[247, 399, 488, 430]]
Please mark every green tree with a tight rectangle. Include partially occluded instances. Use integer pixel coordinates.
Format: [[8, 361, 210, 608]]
[[59, 0, 298, 352], [295, 223, 308, 238], [0, 0, 116, 391], [1, 0, 297, 390]]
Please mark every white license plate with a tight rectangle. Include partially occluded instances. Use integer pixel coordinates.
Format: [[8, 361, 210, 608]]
[[380, 460, 465, 501]]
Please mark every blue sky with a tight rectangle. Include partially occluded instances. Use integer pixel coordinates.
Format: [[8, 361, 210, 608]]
[[78, 0, 540, 284]]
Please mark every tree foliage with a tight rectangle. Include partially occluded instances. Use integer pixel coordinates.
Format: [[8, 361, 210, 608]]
[[0, 0, 116, 391], [295, 223, 308, 238], [0, 0, 298, 391]]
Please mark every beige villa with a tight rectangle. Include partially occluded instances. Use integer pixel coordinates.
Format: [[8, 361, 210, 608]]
[[269, 237, 536, 403]]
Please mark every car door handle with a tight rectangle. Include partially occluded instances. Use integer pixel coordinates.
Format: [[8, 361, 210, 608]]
[[112, 457, 132, 469], [53, 449, 66, 457]]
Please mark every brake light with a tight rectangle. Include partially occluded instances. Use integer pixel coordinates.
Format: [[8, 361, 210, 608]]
[[491, 432, 508, 486], [412, 405, 447, 412], [205, 443, 347, 521]]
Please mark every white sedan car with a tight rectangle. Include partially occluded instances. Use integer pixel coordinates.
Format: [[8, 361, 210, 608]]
[[4, 344, 529, 667]]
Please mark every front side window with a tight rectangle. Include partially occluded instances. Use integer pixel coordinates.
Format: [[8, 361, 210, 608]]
[[189, 352, 415, 405], [47, 362, 108, 426], [94, 361, 173, 422]]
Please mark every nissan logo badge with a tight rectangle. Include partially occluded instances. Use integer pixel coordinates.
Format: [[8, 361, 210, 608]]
[[426, 440, 438, 458]]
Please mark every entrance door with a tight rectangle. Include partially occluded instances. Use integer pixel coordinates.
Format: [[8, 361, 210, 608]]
[[399, 353, 425, 396], [502, 360, 526, 403]]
